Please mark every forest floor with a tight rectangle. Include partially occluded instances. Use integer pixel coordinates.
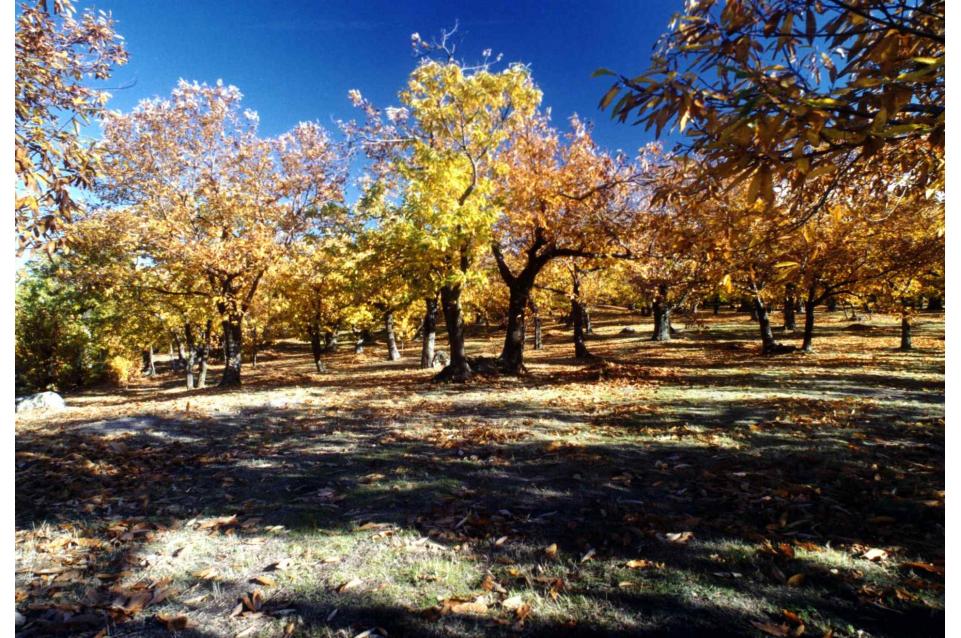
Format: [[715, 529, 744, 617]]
[[15, 308, 945, 638]]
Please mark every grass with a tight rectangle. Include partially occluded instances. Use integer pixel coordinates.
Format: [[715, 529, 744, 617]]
[[15, 308, 944, 637]]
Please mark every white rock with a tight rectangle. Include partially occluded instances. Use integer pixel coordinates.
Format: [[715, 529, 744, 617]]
[[15, 391, 66, 413]]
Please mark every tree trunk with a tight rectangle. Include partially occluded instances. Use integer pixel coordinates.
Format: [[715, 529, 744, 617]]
[[529, 298, 543, 350], [219, 314, 243, 386], [826, 296, 838, 312], [499, 278, 532, 374], [783, 284, 797, 332], [172, 332, 186, 371], [308, 323, 326, 372], [713, 298, 720, 315], [184, 323, 196, 389], [927, 296, 943, 312], [420, 297, 438, 369], [801, 299, 816, 352], [197, 320, 212, 387], [754, 297, 785, 355], [385, 311, 401, 361], [324, 330, 338, 352], [572, 298, 591, 358], [900, 310, 913, 351], [435, 283, 471, 382], [353, 329, 365, 354], [584, 307, 593, 334], [141, 346, 156, 377]]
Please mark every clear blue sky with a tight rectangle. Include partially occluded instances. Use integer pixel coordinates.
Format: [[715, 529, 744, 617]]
[[79, 0, 681, 195]]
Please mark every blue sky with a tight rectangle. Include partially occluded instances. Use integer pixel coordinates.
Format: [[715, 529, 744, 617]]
[[77, 0, 682, 198]]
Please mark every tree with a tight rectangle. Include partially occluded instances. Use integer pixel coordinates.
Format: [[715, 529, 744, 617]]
[[15, 0, 127, 254], [98, 80, 346, 386], [346, 41, 541, 381], [599, 0, 943, 219], [625, 155, 723, 342], [491, 114, 641, 372]]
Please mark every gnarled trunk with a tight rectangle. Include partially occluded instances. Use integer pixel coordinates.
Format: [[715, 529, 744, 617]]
[[435, 283, 471, 382], [385, 311, 401, 361], [420, 297, 438, 369], [651, 301, 672, 341], [754, 297, 785, 355], [500, 278, 533, 374]]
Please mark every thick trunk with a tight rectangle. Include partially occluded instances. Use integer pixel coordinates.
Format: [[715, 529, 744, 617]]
[[801, 300, 816, 352], [572, 298, 591, 358], [783, 285, 797, 332], [651, 301, 672, 341], [219, 314, 243, 386], [385, 311, 401, 361], [436, 284, 471, 382], [420, 297, 438, 369], [197, 319, 212, 388], [500, 279, 532, 374], [184, 323, 196, 389], [826, 296, 838, 312], [900, 312, 913, 351], [141, 346, 156, 377]]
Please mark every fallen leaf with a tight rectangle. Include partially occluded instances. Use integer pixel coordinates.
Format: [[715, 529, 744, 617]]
[[450, 600, 488, 615], [862, 548, 888, 562], [265, 559, 294, 571], [544, 543, 558, 558], [580, 548, 596, 563], [626, 559, 664, 569], [336, 578, 363, 593], [250, 575, 277, 587], [665, 531, 694, 544], [787, 573, 806, 587], [501, 595, 525, 610], [751, 620, 790, 637]]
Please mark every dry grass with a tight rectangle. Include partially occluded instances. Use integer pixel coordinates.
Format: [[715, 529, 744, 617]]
[[16, 308, 944, 637]]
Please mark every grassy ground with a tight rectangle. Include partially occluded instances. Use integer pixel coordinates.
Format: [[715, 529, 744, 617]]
[[15, 308, 944, 637]]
